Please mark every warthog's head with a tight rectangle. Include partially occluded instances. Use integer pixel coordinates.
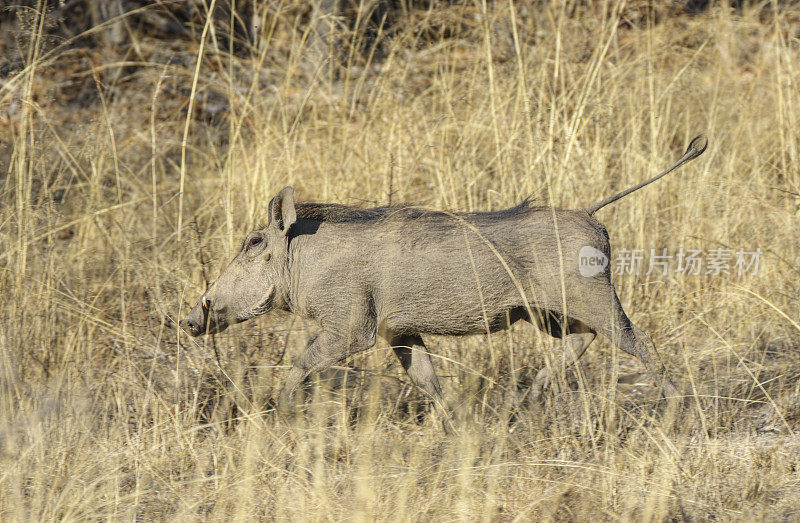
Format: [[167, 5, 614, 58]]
[[181, 186, 297, 337]]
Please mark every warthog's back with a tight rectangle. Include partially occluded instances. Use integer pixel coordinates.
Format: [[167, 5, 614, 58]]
[[289, 201, 612, 336]]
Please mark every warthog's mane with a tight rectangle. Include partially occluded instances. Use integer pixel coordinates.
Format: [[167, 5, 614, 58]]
[[294, 199, 539, 224]]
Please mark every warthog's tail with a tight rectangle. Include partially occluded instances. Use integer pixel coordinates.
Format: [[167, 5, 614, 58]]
[[585, 134, 708, 215]]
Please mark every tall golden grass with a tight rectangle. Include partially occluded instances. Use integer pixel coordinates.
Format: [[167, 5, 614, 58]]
[[1, 1, 800, 519]]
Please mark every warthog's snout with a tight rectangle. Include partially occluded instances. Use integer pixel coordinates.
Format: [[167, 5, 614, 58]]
[[180, 297, 230, 336]]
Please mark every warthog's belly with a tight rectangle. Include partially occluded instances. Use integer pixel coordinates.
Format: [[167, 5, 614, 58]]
[[381, 303, 532, 337]]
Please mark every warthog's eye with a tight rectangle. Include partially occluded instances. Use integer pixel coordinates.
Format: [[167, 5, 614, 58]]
[[245, 235, 264, 251]]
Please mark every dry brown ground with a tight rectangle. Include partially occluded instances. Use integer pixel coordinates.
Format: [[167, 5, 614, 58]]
[[2, 1, 800, 520]]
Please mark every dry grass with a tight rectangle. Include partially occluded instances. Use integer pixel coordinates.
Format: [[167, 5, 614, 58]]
[[2, 1, 800, 520]]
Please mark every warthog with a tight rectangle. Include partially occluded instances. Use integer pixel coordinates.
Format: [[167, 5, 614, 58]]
[[182, 135, 707, 433]]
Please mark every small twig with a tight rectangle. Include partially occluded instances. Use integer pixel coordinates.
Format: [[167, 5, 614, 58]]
[[387, 152, 395, 206]]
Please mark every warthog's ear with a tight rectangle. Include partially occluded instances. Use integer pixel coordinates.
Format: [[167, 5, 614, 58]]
[[268, 186, 297, 235]]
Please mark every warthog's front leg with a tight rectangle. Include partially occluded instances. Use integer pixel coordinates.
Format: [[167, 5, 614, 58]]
[[277, 330, 374, 415], [389, 333, 455, 435]]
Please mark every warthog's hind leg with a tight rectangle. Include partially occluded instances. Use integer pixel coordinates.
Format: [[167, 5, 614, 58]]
[[590, 290, 680, 404], [390, 334, 456, 435], [529, 317, 597, 402], [618, 324, 680, 401]]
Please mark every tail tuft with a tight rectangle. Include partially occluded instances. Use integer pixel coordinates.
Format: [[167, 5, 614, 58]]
[[585, 133, 708, 215]]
